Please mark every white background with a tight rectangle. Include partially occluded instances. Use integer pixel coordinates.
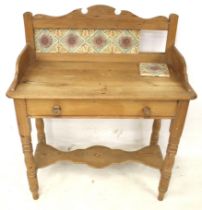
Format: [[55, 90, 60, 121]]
[[0, 0, 202, 210]]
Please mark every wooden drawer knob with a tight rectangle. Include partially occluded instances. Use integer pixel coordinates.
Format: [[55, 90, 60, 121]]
[[143, 106, 151, 117], [52, 105, 61, 115]]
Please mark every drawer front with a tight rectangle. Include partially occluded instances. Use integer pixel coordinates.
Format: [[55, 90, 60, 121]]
[[26, 99, 177, 118]]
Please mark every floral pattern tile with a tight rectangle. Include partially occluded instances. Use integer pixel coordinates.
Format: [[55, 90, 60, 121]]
[[139, 63, 170, 77], [87, 30, 109, 53], [35, 29, 59, 53], [114, 30, 140, 54], [58, 30, 85, 53], [35, 29, 140, 54]]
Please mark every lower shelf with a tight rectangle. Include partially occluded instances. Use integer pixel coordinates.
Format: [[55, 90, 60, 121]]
[[34, 143, 163, 170]]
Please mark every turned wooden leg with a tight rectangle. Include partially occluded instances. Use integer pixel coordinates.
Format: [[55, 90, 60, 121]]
[[158, 101, 189, 201], [150, 119, 161, 146], [35, 118, 46, 144], [14, 100, 39, 200]]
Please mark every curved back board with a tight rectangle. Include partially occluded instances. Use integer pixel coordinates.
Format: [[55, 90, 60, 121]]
[[23, 5, 178, 62]]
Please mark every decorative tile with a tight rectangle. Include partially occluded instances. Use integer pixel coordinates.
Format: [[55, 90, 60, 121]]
[[35, 29, 58, 53], [34, 29, 140, 54], [113, 30, 140, 54], [139, 63, 170, 77], [87, 30, 109, 53], [58, 30, 85, 53]]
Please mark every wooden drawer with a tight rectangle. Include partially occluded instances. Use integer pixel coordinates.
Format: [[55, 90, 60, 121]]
[[26, 99, 177, 118]]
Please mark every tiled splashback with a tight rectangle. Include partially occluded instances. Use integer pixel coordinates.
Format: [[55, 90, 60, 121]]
[[35, 29, 140, 54]]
